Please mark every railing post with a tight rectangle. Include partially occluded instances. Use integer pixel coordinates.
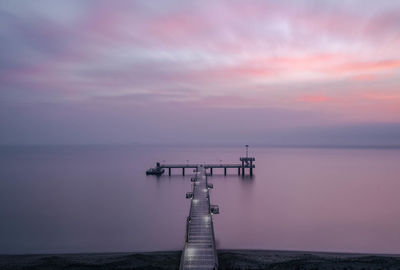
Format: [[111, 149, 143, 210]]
[[185, 216, 190, 242]]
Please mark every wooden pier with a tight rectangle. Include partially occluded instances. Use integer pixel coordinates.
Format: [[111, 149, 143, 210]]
[[155, 157, 255, 176], [180, 165, 219, 270], [147, 147, 255, 269]]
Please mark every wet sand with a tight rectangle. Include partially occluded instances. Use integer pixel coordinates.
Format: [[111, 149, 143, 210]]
[[1, 250, 400, 270]]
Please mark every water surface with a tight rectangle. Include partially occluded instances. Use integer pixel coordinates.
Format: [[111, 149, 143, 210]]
[[0, 145, 399, 254]]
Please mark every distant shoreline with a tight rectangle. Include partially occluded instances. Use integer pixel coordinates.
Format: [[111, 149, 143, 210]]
[[1, 249, 400, 270], [2, 143, 400, 149]]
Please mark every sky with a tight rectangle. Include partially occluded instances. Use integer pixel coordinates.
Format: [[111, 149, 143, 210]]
[[1, 0, 400, 145]]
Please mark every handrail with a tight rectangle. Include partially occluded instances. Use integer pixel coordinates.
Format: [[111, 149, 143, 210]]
[[206, 174, 219, 269]]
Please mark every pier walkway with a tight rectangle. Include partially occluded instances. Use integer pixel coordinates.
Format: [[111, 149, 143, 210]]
[[180, 165, 218, 270]]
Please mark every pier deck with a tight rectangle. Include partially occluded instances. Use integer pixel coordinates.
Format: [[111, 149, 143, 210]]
[[160, 164, 254, 168], [159, 157, 255, 176], [180, 166, 218, 270]]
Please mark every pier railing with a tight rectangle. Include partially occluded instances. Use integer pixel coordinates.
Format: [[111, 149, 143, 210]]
[[155, 158, 255, 176]]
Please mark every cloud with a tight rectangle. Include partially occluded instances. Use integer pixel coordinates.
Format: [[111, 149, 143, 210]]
[[298, 94, 336, 104], [329, 60, 400, 74], [1, 0, 400, 144]]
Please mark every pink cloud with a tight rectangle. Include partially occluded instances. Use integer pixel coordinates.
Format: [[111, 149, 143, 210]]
[[298, 94, 336, 104], [364, 9, 400, 38], [331, 60, 400, 73], [363, 92, 400, 101], [2, 0, 400, 127], [146, 12, 212, 44], [351, 74, 378, 81]]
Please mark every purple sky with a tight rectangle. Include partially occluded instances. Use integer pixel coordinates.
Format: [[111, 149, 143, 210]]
[[1, 0, 400, 145]]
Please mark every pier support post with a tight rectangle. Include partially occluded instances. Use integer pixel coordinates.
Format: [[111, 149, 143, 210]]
[[241, 160, 245, 175], [224, 168, 227, 175], [238, 168, 240, 175], [169, 168, 171, 176], [210, 168, 213, 176], [250, 160, 253, 176], [182, 168, 185, 176]]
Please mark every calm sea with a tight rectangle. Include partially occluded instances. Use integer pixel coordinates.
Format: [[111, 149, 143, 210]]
[[0, 145, 399, 254]]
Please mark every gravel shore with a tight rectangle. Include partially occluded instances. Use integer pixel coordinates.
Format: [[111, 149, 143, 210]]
[[1, 250, 400, 270]]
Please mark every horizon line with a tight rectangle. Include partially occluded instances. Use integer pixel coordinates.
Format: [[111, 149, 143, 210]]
[[1, 143, 400, 149]]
